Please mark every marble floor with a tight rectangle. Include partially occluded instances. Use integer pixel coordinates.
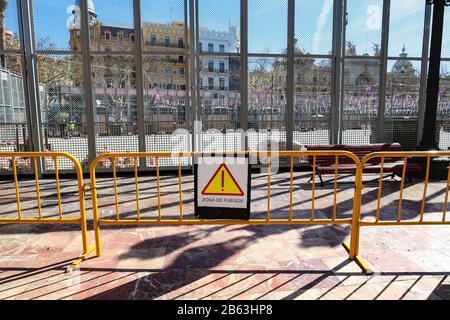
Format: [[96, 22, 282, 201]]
[[1, 171, 450, 300]]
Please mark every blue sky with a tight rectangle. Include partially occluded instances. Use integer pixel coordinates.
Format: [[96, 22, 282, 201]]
[[3, 0, 450, 58]]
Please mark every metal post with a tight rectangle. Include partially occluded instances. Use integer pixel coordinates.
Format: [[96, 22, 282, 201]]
[[376, 0, 390, 142], [17, 0, 31, 145], [189, 0, 197, 155], [184, 0, 190, 146], [331, 0, 344, 145], [20, 0, 43, 172], [80, 0, 96, 165], [240, 0, 248, 134], [338, 0, 347, 144], [417, 0, 447, 151], [286, 0, 294, 151], [133, 0, 147, 168], [417, 4, 433, 144], [195, 0, 201, 127]]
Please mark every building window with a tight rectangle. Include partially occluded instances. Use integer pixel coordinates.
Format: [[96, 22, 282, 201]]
[[164, 67, 172, 76], [208, 61, 214, 72], [165, 36, 171, 47], [130, 34, 135, 42], [198, 42, 202, 52], [208, 78, 214, 90], [199, 78, 203, 88], [105, 31, 111, 40], [178, 38, 184, 48], [178, 67, 185, 76], [219, 44, 225, 52], [219, 78, 225, 90], [219, 62, 225, 73], [208, 43, 214, 52], [178, 56, 184, 63], [150, 35, 156, 46], [118, 32, 123, 41]]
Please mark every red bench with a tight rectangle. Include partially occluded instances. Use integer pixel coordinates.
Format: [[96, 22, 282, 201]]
[[305, 143, 422, 186]]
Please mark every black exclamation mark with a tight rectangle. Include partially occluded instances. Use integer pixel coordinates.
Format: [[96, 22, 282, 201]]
[[221, 169, 225, 192]]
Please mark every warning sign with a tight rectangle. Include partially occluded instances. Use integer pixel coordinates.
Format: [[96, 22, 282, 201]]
[[201, 164, 244, 196], [195, 156, 250, 218]]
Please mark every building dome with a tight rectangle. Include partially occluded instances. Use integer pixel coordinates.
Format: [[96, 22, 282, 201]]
[[392, 45, 413, 74], [75, 0, 96, 14]]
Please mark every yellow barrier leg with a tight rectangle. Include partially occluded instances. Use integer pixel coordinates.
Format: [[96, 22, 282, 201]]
[[66, 245, 97, 273], [344, 166, 373, 274], [90, 185, 102, 257], [93, 218, 102, 257], [342, 241, 372, 275]]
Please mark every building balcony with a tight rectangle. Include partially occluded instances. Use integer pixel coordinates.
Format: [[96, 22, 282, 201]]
[[200, 86, 229, 91], [145, 41, 185, 49], [203, 68, 228, 74]]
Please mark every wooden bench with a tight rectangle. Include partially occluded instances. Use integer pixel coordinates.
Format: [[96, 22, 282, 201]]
[[305, 143, 422, 186]]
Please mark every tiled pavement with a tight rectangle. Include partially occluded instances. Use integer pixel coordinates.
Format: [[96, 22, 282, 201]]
[[1, 171, 450, 300]]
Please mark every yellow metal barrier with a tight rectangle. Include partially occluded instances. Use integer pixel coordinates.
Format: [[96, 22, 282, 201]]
[[0, 152, 95, 270], [5, 150, 450, 274], [347, 151, 450, 274], [90, 151, 363, 261]]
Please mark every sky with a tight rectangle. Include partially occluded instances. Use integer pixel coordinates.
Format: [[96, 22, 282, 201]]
[[3, 0, 450, 58]]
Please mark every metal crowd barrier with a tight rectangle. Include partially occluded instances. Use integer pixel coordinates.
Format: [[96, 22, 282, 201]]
[[347, 151, 450, 273], [0, 152, 95, 270], [90, 151, 362, 258]]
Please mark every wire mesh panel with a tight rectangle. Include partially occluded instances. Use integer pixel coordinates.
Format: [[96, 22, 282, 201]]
[[248, 57, 287, 151], [0, 124, 30, 174], [142, 55, 189, 167], [443, 8, 450, 58], [1, 0, 21, 51], [437, 0, 450, 150], [91, 55, 139, 166], [199, 55, 242, 152], [0, 56, 25, 123], [295, 0, 333, 55], [140, 1, 189, 168], [89, 0, 135, 52], [384, 59, 421, 150], [293, 58, 332, 149], [37, 54, 88, 170], [342, 59, 379, 145], [248, 0, 287, 54], [33, 0, 81, 51], [0, 55, 30, 174], [438, 62, 450, 150], [388, 0, 424, 58], [33, 0, 91, 172], [345, 0, 383, 57], [292, 2, 333, 161], [141, 0, 186, 53], [0, 2, 28, 175], [198, 0, 239, 54], [197, 1, 241, 153]]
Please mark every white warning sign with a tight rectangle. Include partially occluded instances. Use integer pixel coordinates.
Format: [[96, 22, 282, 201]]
[[197, 157, 249, 209]]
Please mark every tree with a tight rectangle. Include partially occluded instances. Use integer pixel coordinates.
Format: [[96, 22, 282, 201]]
[[346, 41, 357, 56], [372, 43, 381, 56], [92, 54, 135, 122]]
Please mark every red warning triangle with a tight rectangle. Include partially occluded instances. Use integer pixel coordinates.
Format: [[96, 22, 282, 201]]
[[201, 164, 244, 196]]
